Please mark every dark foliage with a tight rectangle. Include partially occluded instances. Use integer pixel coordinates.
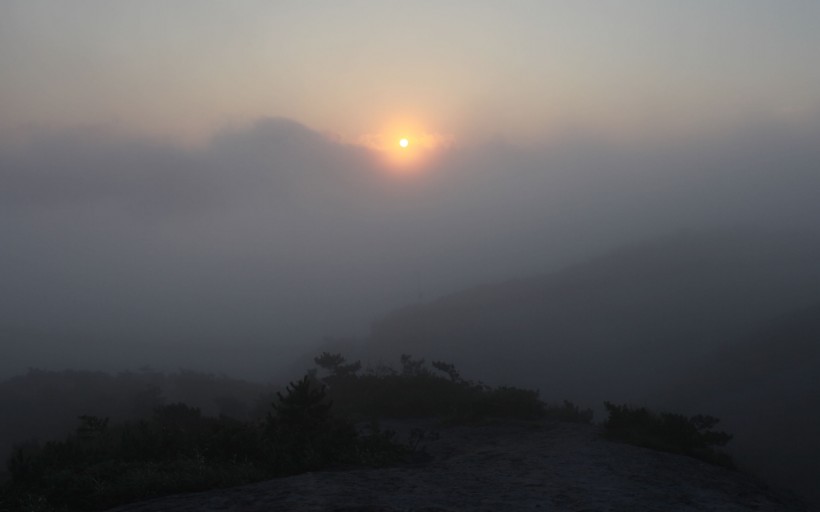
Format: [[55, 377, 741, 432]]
[[430, 361, 462, 383], [1, 376, 411, 512], [1, 355, 594, 511], [603, 402, 733, 467], [315, 353, 592, 423], [544, 400, 595, 424], [0, 368, 275, 479], [265, 376, 360, 471], [314, 352, 362, 379], [399, 354, 430, 377]]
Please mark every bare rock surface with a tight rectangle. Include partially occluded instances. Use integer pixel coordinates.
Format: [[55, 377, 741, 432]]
[[106, 420, 806, 512]]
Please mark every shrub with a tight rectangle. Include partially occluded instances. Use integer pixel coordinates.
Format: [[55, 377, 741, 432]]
[[1, 374, 413, 511], [314, 352, 361, 379], [1, 354, 593, 511], [315, 353, 553, 422], [544, 400, 594, 424], [603, 402, 733, 467], [265, 375, 358, 472]]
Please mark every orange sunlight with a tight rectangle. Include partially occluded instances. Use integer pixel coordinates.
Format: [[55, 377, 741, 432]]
[[357, 117, 454, 175]]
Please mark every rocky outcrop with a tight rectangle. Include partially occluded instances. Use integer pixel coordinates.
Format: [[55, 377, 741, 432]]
[[105, 419, 807, 512]]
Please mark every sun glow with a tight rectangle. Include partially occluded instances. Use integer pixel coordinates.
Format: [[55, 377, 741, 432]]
[[355, 117, 454, 175]]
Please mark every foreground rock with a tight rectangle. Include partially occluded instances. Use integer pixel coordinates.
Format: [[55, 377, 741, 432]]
[[106, 420, 807, 512]]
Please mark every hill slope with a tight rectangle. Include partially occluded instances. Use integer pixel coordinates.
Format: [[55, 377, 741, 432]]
[[667, 303, 820, 506], [105, 420, 807, 512], [362, 230, 820, 506], [365, 230, 820, 404]]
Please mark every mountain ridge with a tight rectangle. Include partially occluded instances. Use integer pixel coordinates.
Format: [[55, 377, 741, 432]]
[[365, 230, 820, 401]]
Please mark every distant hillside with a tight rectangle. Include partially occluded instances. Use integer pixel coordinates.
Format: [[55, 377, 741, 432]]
[[667, 303, 820, 506], [365, 230, 820, 405], [670, 302, 820, 407], [364, 229, 820, 505]]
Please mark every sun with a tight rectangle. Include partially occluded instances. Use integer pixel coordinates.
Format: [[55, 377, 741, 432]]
[[399, 138, 409, 148]]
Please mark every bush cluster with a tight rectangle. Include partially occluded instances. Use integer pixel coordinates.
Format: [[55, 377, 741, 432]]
[[9, 354, 717, 512], [0, 374, 411, 512], [313, 353, 593, 424], [603, 401, 734, 467]]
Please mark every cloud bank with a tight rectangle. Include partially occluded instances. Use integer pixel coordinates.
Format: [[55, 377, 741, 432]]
[[2, 115, 820, 379]]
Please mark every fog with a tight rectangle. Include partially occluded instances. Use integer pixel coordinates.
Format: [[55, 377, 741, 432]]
[[2, 115, 820, 380], [4, 113, 820, 505], [4, 1, 820, 506]]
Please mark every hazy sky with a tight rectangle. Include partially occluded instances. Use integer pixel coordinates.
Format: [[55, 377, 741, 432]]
[[4, 7, 820, 503], [2, 1, 819, 146], [2, 2, 820, 379]]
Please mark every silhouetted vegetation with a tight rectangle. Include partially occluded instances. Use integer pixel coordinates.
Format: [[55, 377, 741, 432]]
[[3, 355, 747, 511], [603, 402, 734, 468], [0, 372, 413, 512], [0, 354, 599, 510], [314, 353, 592, 424], [0, 368, 275, 470]]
